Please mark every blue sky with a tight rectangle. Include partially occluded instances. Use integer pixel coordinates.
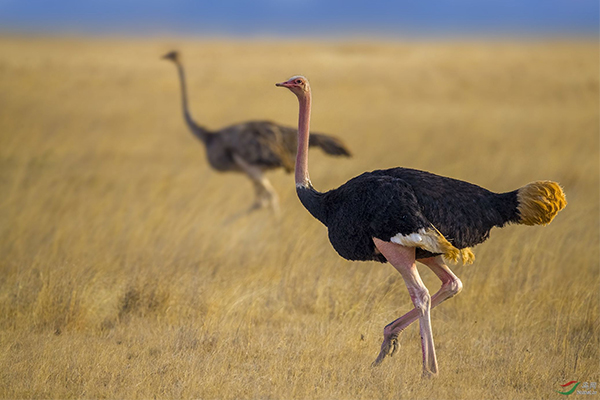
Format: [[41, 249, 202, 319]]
[[0, 0, 598, 37]]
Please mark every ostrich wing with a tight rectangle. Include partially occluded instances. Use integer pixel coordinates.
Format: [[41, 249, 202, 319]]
[[215, 121, 296, 172]]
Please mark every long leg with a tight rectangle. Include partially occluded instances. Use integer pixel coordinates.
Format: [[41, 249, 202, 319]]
[[373, 255, 462, 367], [249, 179, 272, 211], [232, 153, 280, 214], [373, 238, 438, 377]]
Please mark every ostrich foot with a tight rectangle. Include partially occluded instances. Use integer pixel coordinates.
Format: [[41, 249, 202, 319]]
[[422, 369, 438, 379], [371, 332, 401, 366]]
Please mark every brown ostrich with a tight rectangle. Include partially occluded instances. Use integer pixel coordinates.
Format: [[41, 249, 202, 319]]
[[162, 51, 350, 215], [276, 75, 566, 377]]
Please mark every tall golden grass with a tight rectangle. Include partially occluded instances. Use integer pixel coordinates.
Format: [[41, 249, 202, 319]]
[[0, 37, 598, 399]]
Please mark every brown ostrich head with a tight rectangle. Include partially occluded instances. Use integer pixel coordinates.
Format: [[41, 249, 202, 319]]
[[276, 75, 310, 98], [162, 50, 180, 63]]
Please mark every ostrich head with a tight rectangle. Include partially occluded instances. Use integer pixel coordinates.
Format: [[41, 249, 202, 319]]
[[162, 51, 180, 63], [276, 75, 310, 98]]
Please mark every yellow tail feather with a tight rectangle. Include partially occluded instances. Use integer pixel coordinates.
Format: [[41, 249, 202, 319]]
[[426, 227, 476, 265], [517, 181, 567, 226]]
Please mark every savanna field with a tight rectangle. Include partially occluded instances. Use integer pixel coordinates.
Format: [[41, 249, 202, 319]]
[[0, 37, 598, 399]]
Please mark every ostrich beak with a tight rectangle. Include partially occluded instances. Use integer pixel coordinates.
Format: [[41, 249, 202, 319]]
[[275, 81, 290, 88]]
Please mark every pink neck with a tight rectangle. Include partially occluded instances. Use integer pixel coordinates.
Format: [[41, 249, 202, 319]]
[[295, 92, 312, 187]]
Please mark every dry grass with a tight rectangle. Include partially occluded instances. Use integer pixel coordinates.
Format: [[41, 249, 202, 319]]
[[0, 36, 598, 399]]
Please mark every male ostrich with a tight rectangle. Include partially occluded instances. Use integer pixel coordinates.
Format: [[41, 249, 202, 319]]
[[162, 51, 350, 214], [276, 75, 566, 377]]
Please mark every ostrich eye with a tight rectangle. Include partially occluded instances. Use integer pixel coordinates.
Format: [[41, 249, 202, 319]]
[[295, 79, 302, 84]]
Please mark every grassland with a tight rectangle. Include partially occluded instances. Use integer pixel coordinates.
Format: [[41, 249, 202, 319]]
[[0, 36, 598, 399]]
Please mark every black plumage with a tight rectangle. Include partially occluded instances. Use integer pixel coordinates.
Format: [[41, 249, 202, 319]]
[[298, 167, 520, 262]]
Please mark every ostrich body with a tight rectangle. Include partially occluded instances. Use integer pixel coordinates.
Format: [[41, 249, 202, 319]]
[[276, 75, 566, 377], [162, 51, 350, 215]]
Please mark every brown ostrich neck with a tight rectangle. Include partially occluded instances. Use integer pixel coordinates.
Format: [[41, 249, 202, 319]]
[[295, 90, 312, 188], [174, 61, 209, 143], [175, 62, 191, 122]]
